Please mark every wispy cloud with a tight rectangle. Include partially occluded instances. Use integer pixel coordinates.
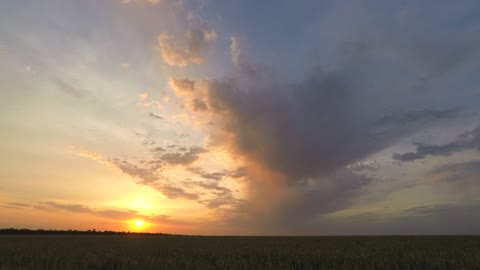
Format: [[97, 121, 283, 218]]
[[393, 126, 480, 162], [149, 112, 163, 120]]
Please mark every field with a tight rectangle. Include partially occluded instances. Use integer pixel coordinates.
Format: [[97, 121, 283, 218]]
[[1, 235, 480, 270]]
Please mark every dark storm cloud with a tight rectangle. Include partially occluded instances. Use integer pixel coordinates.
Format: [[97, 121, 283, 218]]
[[167, 1, 480, 233], [260, 169, 376, 232], [393, 126, 480, 162], [201, 65, 461, 183], [374, 108, 460, 127], [193, 18, 479, 183]]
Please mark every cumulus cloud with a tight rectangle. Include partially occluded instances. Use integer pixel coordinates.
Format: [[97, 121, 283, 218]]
[[175, 66, 463, 184], [168, 3, 480, 232], [157, 26, 217, 67], [393, 126, 480, 162], [169, 78, 209, 111], [169, 78, 195, 94]]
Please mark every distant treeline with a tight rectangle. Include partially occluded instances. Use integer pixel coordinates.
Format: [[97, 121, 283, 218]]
[[0, 228, 173, 235]]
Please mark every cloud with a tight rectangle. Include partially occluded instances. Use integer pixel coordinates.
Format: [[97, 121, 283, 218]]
[[374, 108, 459, 128], [184, 68, 450, 183], [1, 202, 31, 209], [157, 26, 216, 67], [427, 160, 480, 198], [138, 92, 149, 102], [121, 0, 161, 5], [167, 3, 480, 233], [169, 78, 195, 94], [404, 202, 480, 216], [230, 36, 241, 67], [149, 112, 163, 120], [187, 167, 225, 181], [160, 147, 206, 166], [431, 160, 480, 180], [78, 145, 242, 208], [18, 201, 194, 230], [74, 146, 195, 200], [151, 183, 199, 200], [393, 126, 480, 162], [271, 169, 375, 231], [54, 78, 87, 98], [40, 202, 94, 213], [182, 180, 239, 208], [169, 78, 209, 111], [151, 146, 165, 152], [110, 158, 160, 184]]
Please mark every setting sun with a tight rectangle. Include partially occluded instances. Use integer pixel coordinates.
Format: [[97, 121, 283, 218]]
[[134, 220, 144, 227], [128, 219, 147, 231]]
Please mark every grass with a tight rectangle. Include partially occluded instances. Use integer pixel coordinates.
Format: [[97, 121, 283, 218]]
[[1, 235, 480, 269]]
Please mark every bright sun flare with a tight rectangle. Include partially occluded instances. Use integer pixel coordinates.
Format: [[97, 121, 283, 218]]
[[134, 220, 144, 227]]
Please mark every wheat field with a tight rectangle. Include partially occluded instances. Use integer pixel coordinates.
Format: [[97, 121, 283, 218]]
[[1, 235, 480, 270]]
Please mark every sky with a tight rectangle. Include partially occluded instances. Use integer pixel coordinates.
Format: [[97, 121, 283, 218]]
[[1, 0, 480, 235]]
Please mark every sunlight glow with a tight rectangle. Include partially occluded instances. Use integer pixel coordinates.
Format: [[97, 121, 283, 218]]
[[135, 219, 144, 227]]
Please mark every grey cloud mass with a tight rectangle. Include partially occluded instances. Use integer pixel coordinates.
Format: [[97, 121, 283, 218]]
[[393, 126, 480, 162], [167, 1, 480, 233], [374, 108, 460, 128]]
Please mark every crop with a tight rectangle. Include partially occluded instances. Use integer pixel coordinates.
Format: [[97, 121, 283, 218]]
[[1, 235, 479, 270]]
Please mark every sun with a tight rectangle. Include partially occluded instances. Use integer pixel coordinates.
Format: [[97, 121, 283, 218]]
[[134, 219, 144, 228], [127, 219, 149, 231]]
